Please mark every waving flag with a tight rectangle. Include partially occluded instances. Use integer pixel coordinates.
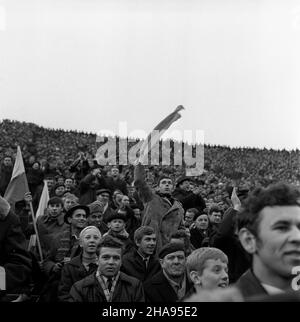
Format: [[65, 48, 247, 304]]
[[138, 105, 185, 163], [28, 181, 49, 256], [4, 146, 29, 204], [231, 187, 242, 210], [35, 180, 49, 220]]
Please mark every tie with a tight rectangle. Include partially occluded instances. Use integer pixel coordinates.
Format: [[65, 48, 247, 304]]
[[143, 258, 148, 269], [107, 277, 113, 291]]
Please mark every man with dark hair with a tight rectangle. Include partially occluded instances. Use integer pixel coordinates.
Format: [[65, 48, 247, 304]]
[[184, 208, 199, 228], [144, 242, 193, 302], [172, 176, 206, 213], [170, 230, 193, 255], [106, 166, 128, 196], [134, 163, 185, 253], [39, 204, 88, 301], [78, 168, 108, 205], [69, 235, 145, 302], [121, 226, 161, 281], [236, 182, 300, 299], [37, 197, 68, 253], [95, 188, 114, 224], [208, 205, 223, 241]]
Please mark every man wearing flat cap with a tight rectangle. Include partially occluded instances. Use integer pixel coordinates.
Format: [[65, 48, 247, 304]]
[[95, 188, 115, 224], [134, 163, 185, 253], [143, 242, 193, 302], [40, 204, 88, 301]]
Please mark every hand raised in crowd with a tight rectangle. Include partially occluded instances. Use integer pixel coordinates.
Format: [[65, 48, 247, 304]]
[[52, 262, 64, 274], [191, 186, 202, 195], [92, 168, 101, 177], [24, 192, 33, 204]]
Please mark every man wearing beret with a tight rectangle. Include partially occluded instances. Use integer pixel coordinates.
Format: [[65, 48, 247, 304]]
[[134, 163, 185, 253], [143, 242, 193, 302]]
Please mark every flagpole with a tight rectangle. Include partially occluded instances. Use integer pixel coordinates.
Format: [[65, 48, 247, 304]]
[[28, 202, 44, 262]]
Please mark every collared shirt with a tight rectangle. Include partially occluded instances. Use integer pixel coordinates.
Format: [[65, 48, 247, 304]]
[[101, 275, 116, 288], [137, 250, 150, 268], [261, 283, 285, 295], [96, 271, 120, 302], [163, 270, 186, 300]]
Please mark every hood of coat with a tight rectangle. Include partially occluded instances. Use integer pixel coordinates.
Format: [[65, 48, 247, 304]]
[[0, 195, 11, 220]]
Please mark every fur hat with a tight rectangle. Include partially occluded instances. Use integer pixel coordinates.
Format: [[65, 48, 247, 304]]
[[88, 201, 104, 214], [106, 210, 127, 223]]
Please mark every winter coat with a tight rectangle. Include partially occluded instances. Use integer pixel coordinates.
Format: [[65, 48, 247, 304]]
[[235, 269, 268, 299], [0, 208, 32, 296], [134, 163, 185, 254], [58, 255, 98, 302], [121, 248, 161, 282], [78, 173, 109, 205], [106, 177, 128, 195], [69, 272, 145, 302], [143, 270, 193, 303], [172, 187, 206, 213]]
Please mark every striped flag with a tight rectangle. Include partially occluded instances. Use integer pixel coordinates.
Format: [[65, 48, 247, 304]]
[[231, 187, 242, 210], [4, 146, 29, 205], [28, 180, 49, 250], [35, 180, 50, 220], [138, 105, 185, 163]]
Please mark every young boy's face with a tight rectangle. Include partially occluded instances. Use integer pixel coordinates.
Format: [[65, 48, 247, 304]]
[[199, 258, 229, 290], [109, 219, 125, 233]]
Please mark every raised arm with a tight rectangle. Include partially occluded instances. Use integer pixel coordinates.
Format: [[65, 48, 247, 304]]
[[133, 163, 154, 203]]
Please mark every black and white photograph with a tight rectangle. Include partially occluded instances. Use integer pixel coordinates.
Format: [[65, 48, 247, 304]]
[[0, 0, 300, 312]]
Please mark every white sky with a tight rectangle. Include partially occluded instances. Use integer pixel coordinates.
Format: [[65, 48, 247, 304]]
[[1, 0, 300, 150]]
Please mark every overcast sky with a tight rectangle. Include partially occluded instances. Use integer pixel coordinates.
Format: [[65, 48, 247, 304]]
[[1, 0, 300, 150]]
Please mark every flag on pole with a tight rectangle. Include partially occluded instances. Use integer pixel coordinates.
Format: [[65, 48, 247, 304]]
[[231, 187, 242, 210], [4, 146, 29, 204], [138, 105, 185, 164], [28, 180, 49, 251], [35, 180, 49, 221]]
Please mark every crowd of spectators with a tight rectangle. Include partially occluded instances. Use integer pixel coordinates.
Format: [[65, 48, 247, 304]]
[[1, 119, 300, 303]]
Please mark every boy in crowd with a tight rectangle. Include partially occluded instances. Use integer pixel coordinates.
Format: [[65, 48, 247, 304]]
[[58, 225, 102, 301], [121, 226, 161, 281]]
